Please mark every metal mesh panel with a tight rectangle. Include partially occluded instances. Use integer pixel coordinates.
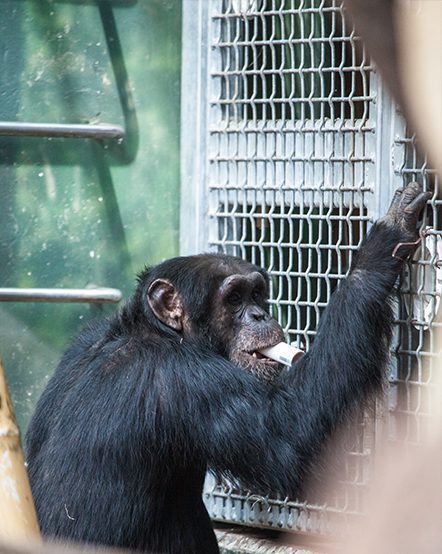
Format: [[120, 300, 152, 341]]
[[203, 0, 376, 533], [391, 129, 441, 446], [212, 0, 371, 122], [179, 0, 441, 537]]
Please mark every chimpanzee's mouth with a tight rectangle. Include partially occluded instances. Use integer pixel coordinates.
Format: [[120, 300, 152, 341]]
[[250, 351, 266, 360], [240, 345, 282, 368], [230, 347, 279, 367], [228, 329, 286, 380], [229, 348, 282, 382], [227, 345, 284, 382]]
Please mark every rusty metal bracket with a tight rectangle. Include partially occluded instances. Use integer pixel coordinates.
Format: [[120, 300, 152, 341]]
[[391, 229, 432, 262]]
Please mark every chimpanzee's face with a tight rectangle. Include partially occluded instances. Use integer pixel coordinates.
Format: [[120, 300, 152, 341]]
[[146, 260, 285, 382], [209, 270, 285, 381]]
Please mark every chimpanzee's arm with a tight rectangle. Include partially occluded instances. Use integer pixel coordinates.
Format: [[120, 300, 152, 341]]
[[164, 184, 429, 494], [279, 184, 430, 452]]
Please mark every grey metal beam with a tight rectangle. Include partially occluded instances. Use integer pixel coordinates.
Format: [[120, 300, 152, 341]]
[[0, 122, 124, 140], [0, 287, 122, 303]]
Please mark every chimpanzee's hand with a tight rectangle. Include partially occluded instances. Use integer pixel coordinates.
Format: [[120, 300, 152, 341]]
[[380, 182, 431, 242], [351, 182, 431, 274]]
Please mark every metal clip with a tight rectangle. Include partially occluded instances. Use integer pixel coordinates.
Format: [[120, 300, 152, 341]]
[[391, 230, 429, 262]]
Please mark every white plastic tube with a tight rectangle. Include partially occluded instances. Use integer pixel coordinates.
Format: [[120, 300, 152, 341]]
[[259, 342, 304, 366]]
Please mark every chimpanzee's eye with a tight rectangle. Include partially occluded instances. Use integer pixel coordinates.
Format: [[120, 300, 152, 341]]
[[251, 289, 262, 302], [228, 291, 242, 307]]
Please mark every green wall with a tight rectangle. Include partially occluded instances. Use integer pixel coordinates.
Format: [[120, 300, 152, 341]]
[[0, 0, 182, 432]]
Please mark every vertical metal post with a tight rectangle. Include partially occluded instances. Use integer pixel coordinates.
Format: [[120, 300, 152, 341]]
[[180, 0, 211, 255], [0, 361, 40, 542]]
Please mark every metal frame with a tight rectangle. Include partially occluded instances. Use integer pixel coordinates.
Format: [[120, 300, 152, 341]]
[[181, 0, 440, 536], [180, 0, 211, 255]]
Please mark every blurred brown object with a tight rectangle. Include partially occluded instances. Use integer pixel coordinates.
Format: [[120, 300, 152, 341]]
[[342, 0, 442, 177], [295, 9, 442, 552], [395, 1, 442, 177], [342, 437, 442, 554], [0, 361, 40, 542]]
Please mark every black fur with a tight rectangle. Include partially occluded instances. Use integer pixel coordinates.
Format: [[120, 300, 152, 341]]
[[26, 185, 428, 554]]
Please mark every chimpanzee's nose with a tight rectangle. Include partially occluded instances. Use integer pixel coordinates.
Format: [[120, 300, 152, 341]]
[[249, 305, 270, 322]]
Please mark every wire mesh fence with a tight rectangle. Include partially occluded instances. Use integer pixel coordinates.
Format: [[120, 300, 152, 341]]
[[391, 128, 441, 447], [182, 0, 441, 535]]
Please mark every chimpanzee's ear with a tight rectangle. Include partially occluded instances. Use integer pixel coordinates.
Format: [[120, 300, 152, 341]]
[[147, 279, 184, 332]]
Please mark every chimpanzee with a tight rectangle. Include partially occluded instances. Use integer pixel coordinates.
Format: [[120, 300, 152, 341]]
[[26, 183, 429, 554]]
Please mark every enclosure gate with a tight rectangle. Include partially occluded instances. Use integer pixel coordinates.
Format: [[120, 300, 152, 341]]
[[181, 0, 441, 535]]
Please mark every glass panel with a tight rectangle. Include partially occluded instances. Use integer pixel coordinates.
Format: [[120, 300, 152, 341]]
[[0, 0, 182, 432]]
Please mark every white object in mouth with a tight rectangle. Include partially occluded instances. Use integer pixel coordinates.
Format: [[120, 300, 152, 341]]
[[259, 342, 304, 367]]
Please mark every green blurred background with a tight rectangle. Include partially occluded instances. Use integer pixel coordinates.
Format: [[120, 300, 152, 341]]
[[0, 0, 182, 432]]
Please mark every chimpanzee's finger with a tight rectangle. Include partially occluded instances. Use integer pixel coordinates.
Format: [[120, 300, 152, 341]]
[[397, 182, 423, 210], [404, 190, 432, 215]]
